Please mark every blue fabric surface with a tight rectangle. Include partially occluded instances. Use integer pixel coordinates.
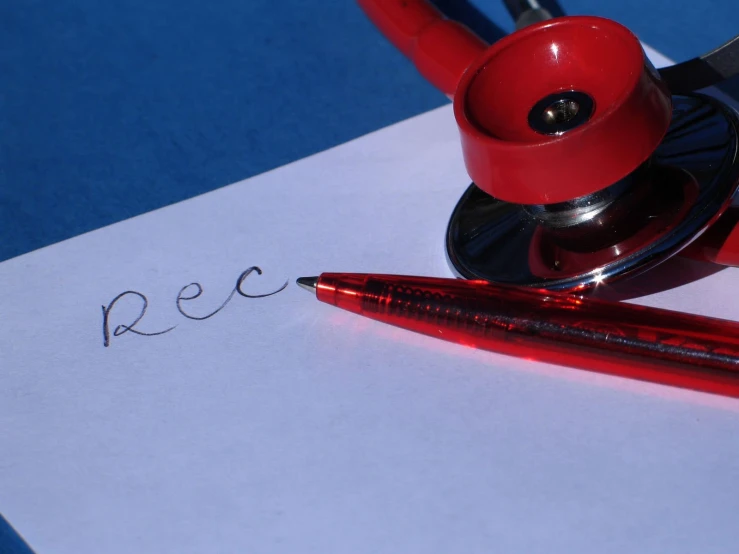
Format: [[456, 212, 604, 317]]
[[1, 1, 738, 549], [0, 515, 33, 554], [2, 0, 738, 263]]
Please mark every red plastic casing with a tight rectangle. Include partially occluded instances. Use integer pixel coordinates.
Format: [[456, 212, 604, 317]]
[[317, 273, 739, 398], [357, 0, 486, 97]]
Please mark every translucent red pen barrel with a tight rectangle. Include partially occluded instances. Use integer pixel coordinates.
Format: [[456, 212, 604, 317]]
[[315, 273, 739, 398]]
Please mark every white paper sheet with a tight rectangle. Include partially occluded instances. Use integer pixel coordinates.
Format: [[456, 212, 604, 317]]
[[3, 47, 739, 554]]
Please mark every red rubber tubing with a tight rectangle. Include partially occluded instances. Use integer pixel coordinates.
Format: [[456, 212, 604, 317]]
[[357, 0, 487, 97]]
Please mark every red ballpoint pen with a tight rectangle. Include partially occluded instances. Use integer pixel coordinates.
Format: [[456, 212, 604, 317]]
[[297, 273, 739, 398]]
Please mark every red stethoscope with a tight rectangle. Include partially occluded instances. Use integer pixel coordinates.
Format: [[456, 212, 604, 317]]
[[358, 0, 739, 292]]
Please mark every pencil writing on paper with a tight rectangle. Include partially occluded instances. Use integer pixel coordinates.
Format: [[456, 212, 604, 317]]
[[101, 266, 288, 347]]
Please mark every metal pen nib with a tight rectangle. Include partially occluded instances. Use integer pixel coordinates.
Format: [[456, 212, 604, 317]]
[[296, 276, 318, 293]]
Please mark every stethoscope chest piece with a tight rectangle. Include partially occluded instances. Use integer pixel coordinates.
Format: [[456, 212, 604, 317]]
[[444, 16, 739, 291], [357, 2, 739, 291], [447, 93, 739, 291]]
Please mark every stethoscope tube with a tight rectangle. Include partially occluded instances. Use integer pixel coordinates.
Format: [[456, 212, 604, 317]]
[[660, 35, 739, 94], [356, 0, 487, 97]]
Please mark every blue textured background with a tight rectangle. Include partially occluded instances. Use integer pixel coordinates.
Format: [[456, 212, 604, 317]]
[[2, 0, 738, 264], [1, 1, 738, 550]]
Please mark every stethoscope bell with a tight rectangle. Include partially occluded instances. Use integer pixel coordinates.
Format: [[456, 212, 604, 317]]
[[446, 16, 739, 291], [359, 1, 739, 291]]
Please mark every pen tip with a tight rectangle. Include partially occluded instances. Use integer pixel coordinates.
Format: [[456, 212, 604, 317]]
[[296, 276, 319, 293]]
